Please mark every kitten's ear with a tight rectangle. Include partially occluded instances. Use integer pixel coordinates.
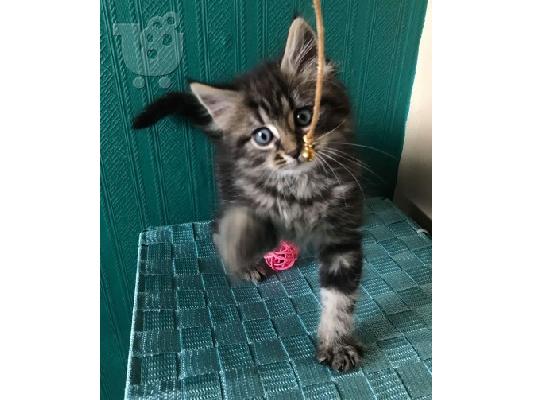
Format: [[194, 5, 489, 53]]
[[190, 82, 243, 132], [281, 17, 317, 76], [132, 91, 211, 130]]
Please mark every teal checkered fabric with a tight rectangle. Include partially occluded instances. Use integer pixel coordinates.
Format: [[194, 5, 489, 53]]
[[125, 198, 432, 399]]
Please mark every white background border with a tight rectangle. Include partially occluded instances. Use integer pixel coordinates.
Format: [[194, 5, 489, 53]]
[[433, 1, 534, 398], [1, 0, 533, 398], [1, 1, 99, 398]]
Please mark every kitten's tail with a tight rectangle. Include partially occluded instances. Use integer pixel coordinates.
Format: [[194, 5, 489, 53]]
[[132, 91, 211, 130]]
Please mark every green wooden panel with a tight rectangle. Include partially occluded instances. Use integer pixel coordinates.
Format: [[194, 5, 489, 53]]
[[100, 0, 427, 398]]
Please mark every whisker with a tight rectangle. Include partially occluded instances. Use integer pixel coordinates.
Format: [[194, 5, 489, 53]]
[[318, 151, 366, 201], [312, 153, 330, 179], [320, 148, 386, 184], [312, 119, 347, 145], [314, 153, 348, 207], [311, 155, 334, 202], [333, 142, 399, 161], [314, 153, 341, 188]]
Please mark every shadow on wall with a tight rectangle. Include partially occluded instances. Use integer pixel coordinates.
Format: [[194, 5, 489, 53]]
[[395, 0, 432, 232]]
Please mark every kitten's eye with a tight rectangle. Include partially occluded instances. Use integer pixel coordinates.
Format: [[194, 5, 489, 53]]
[[252, 127, 274, 146], [294, 107, 312, 127]]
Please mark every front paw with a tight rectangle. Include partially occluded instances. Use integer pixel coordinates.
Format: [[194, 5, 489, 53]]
[[239, 260, 271, 283], [241, 268, 264, 283], [316, 339, 363, 372]]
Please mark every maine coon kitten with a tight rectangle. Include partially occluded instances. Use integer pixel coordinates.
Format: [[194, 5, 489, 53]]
[[133, 18, 364, 371]]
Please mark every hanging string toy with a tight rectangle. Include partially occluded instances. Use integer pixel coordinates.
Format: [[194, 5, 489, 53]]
[[264, 0, 325, 272]]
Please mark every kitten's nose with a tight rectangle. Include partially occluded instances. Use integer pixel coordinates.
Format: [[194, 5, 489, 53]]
[[287, 149, 300, 159]]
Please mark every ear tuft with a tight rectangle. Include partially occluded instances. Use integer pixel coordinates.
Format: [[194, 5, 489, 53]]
[[281, 17, 317, 76], [190, 83, 242, 132]]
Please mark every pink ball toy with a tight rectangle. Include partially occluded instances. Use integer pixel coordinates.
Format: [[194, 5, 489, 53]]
[[263, 240, 300, 271]]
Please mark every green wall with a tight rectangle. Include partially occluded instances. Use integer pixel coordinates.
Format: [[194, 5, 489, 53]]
[[100, 0, 427, 398]]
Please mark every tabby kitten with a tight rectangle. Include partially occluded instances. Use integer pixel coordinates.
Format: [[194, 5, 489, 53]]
[[134, 17, 364, 371]]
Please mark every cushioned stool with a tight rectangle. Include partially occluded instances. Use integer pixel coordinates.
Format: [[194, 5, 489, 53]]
[[124, 198, 432, 399]]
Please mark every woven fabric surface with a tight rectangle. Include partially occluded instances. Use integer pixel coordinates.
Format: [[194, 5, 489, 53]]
[[124, 198, 432, 399]]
